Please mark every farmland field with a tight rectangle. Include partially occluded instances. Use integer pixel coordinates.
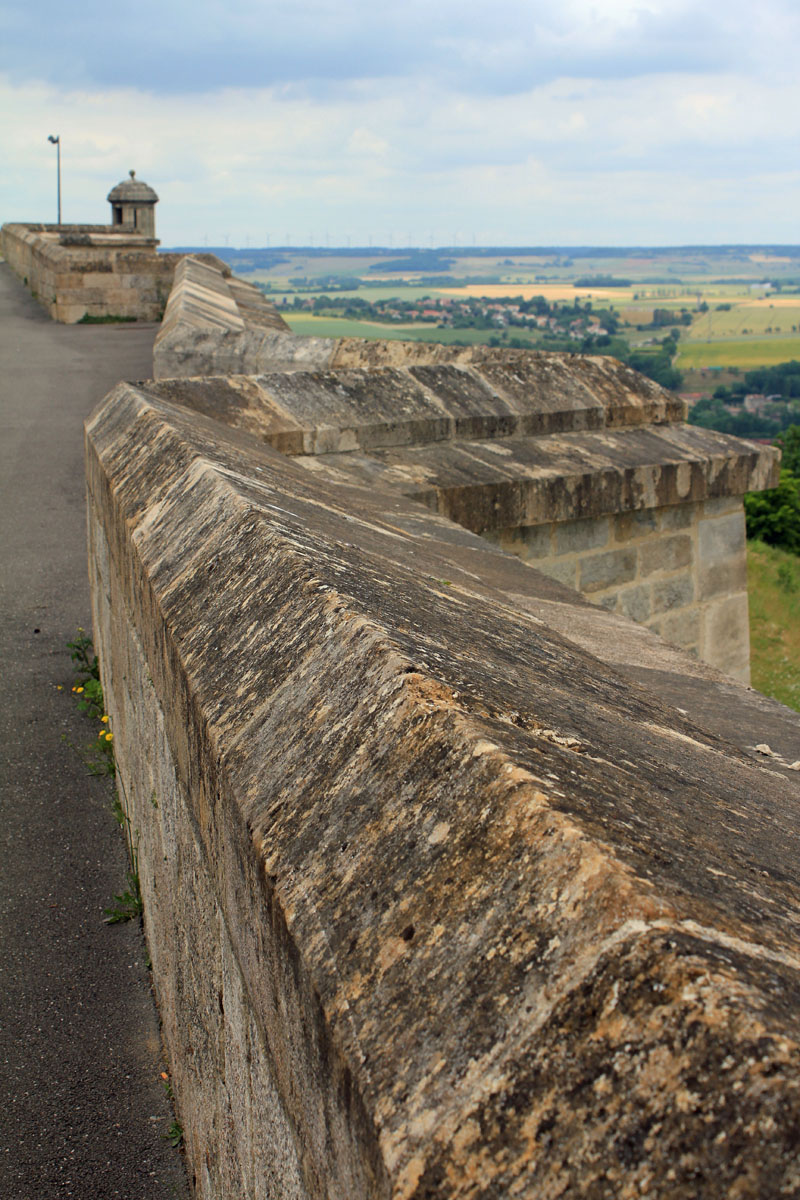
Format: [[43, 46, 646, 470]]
[[676, 337, 800, 370], [283, 314, 431, 339], [437, 283, 625, 302], [282, 313, 539, 345], [195, 243, 800, 375], [688, 300, 800, 339], [267, 284, 454, 304], [748, 541, 800, 713]]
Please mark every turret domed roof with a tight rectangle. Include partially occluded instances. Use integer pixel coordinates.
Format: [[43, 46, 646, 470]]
[[107, 170, 159, 204]]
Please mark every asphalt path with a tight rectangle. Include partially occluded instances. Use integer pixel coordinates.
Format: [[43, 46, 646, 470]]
[[0, 264, 188, 1199]]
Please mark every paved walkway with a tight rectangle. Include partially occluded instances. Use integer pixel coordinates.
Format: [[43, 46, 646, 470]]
[[0, 265, 188, 1199]]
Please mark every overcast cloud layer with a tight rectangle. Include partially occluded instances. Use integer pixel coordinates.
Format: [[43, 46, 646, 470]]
[[2, 0, 798, 245]]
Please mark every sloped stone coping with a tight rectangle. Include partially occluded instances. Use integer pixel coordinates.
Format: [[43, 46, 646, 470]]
[[142, 371, 778, 528], [155, 255, 291, 362], [150, 257, 684, 438], [87, 380, 800, 1199]]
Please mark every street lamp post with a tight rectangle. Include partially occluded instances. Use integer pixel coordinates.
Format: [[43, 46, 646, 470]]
[[47, 135, 61, 225]]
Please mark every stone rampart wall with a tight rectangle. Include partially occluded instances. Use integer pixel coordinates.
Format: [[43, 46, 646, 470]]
[[0, 224, 227, 322], [86, 378, 800, 1199], [148, 256, 775, 681], [487, 495, 749, 677], [81, 257, 800, 1197]]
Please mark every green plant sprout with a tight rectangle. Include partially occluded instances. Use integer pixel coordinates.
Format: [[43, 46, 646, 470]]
[[104, 790, 142, 924], [67, 629, 140, 919], [165, 1121, 183, 1149], [67, 628, 114, 776]]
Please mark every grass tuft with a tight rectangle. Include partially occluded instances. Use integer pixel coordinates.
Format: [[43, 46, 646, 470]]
[[748, 540, 800, 712]]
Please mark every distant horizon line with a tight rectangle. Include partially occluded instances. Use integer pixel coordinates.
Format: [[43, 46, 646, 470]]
[[163, 243, 800, 256]]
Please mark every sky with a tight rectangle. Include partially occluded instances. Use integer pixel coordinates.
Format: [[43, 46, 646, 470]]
[[1, 0, 798, 248]]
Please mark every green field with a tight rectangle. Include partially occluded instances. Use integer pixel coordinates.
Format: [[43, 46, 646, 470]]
[[220, 245, 800, 375], [688, 303, 800, 340], [748, 540, 800, 713], [262, 283, 456, 304], [282, 313, 539, 345], [283, 313, 430, 339], [676, 337, 800, 370]]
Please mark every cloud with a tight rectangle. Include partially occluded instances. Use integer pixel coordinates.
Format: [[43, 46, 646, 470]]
[[2, 0, 797, 97], [4, 63, 799, 247], [2, 0, 798, 246]]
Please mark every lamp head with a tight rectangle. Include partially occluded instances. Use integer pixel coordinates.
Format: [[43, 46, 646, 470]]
[[47, 134, 59, 144]]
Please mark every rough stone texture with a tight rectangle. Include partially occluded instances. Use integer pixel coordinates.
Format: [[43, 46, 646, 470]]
[[489, 499, 754, 677], [87, 379, 800, 1200], [147, 255, 778, 679], [0, 223, 227, 323], [152, 260, 682, 438], [142, 358, 777, 680]]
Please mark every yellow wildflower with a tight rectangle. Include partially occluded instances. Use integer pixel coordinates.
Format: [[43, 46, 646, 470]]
[[76, 686, 84, 694], [105, 732, 113, 742], [101, 714, 109, 724]]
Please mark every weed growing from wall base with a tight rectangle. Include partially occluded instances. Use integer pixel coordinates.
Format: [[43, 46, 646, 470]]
[[165, 1121, 184, 1149], [67, 629, 141, 919], [104, 789, 143, 924], [68, 628, 115, 776]]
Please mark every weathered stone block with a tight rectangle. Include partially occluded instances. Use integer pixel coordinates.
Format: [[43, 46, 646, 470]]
[[702, 495, 742, 518], [615, 582, 652, 623], [657, 606, 702, 650], [659, 503, 694, 531], [698, 510, 748, 599], [490, 523, 555, 561], [536, 556, 578, 588], [596, 590, 618, 611], [614, 507, 658, 540], [639, 533, 692, 577], [555, 515, 609, 555], [579, 547, 637, 592], [652, 575, 695, 614], [702, 593, 751, 683]]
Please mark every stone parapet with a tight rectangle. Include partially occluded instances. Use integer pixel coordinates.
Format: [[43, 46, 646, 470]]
[[486, 496, 751, 677], [146, 356, 685, 452], [86, 379, 800, 1199], [0, 223, 228, 322], [154, 256, 293, 374], [297, 421, 776, 528], [142, 359, 777, 680], [152, 260, 685, 440], [147, 255, 779, 678]]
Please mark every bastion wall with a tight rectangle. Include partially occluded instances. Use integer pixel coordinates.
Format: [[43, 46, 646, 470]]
[[85, 255, 800, 1198], [0, 222, 228, 322], [154, 257, 765, 681]]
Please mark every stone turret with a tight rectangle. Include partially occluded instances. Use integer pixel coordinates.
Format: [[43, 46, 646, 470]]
[[107, 170, 159, 238]]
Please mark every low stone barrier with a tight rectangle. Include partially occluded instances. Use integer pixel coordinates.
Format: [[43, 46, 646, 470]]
[[87, 371, 800, 1199], [0, 224, 229, 322]]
